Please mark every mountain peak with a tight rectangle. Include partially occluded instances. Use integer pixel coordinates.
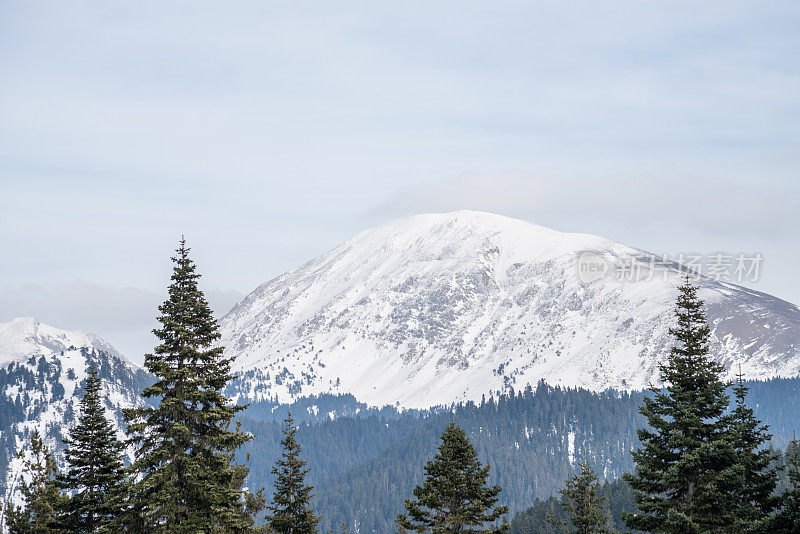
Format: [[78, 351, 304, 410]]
[[7, 316, 40, 329], [220, 212, 800, 409], [0, 317, 128, 367], [349, 211, 614, 260]]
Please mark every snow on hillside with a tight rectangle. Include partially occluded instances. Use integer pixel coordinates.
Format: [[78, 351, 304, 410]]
[[0, 317, 126, 367], [0, 318, 150, 507], [220, 211, 800, 409]]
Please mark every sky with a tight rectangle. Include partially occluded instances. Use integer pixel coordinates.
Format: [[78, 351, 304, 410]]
[[1, 1, 798, 364]]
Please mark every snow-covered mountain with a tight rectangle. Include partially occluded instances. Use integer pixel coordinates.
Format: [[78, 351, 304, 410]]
[[220, 211, 800, 409], [0, 317, 125, 367], [0, 318, 151, 503]]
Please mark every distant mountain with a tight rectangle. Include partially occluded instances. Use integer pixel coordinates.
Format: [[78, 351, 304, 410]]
[[0, 318, 152, 505], [220, 211, 800, 409], [0, 317, 124, 367]]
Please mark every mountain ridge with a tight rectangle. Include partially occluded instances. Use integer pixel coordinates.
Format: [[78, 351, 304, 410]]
[[219, 211, 800, 409], [0, 317, 133, 368], [0, 318, 151, 507]]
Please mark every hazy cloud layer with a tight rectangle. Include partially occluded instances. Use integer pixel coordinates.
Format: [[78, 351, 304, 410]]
[[372, 170, 800, 237]]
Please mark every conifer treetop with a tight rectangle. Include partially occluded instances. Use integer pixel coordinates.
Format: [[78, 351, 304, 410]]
[[397, 422, 509, 534], [720, 365, 780, 529], [123, 238, 258, 532], [3, 430, 66, 534], [548, 452, 614, 534], [55, 360, 127, 532], [267, 412, 320, 534], [150, 237, 224, 367], [771, 433, 800, 530], [624, 278, 732, 533]]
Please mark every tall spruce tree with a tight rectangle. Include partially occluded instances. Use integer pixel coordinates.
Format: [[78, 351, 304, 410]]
[[624, 278, 731, 533], [770, 433, 800, 533], [719, 368, 779, 532], [3, 430, 67, 534], [266, 413, 320, 534], [124, 238, 258, 532], [547, 454, 614, 534], [397, 422, 509, 533], [54, 361, 127, 533]]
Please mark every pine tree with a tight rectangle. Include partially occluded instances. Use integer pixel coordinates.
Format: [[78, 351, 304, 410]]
[[3, 430, 67, 534], [547, 454, 614, 534], [719, 368, 779, 532], [770, 433, 800, 533], [266, 413, 320, 534], [123, 238, 259, 532], [396, 422, 509, 533], [230, 420, 268, 531], [53, 361, 127, 533], [624, 278, 731, 533]]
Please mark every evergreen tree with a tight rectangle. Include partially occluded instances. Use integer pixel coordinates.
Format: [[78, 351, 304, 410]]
[[719, 368, 779, 533], [230, 420, 268, 531], [396, 422, 509, 533], [624, 278, 731, 533], [3, 430, 67, 534], [266, 413, 320, 534], [54, 361, 127, 533], [124, 238, 259, 532], [771, 433, 800, 533], [547, 454, 614, 534]]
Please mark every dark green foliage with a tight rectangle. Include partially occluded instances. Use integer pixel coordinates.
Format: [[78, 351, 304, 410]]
[[547, 455, 614, 533], [3, 430, 67, 534], [512, 497, 564, 534], [771, 435, 800, 533], [736, 377, 800, 442], [624, 279, 732, 533], [719, 370, 780, 532], [240, 385, 647, 532], [511, 478, 638, 534], [397, 422, 509, 533], [601, 481, 638, 533], [123, 238, 259, 532], [267, 413, 320, 534], [54, 361, 127, 533]]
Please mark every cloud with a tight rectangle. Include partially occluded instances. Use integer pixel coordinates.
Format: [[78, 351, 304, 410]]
[[370, 170, 800, 238]]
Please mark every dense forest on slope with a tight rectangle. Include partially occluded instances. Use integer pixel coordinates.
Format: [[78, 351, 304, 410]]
[[0, 348, 152, 487], [508, 447, 798, 534], [237, 378, 800, 532], [240, 382, 645, 531], [509, 477, 639, 534], [238, 377, 800, 437]]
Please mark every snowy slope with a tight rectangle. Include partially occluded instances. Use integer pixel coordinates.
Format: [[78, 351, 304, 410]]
[[0, 317, 125, 366], [220, 211, 800, 409], [0, 318, 151, 506]]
